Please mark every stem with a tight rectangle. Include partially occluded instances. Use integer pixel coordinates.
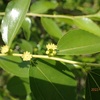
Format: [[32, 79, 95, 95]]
[[0, 12, 5, 16], [0, 12, 96, 19], [0, 53, 100, 68], [27, 13, 73, 19]]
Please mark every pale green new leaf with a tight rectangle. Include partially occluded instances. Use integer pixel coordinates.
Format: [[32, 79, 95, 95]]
[[57, 29, 100, 55], [1, 0, 31, 47]]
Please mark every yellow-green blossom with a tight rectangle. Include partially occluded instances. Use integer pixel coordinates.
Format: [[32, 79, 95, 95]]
[[46, 43, 57, 56], [46, 43, 57, 50], [22, 51, 32, 61], [1, 45, 9, 54]]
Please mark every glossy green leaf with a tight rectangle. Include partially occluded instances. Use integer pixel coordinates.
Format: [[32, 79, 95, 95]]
[[30, 1, 58, 13], [17, 39, 33, 53], [7, 76, 31, 96], [86, 68, 100, 100], [1, 0, 31, 47], [0, 56, 30, 77], [41, 18, 63, 39], [29, 59, 77, 100], [22, 17, 31, 40], [73, 17, 100, 37], [57, 29, 100, 55]]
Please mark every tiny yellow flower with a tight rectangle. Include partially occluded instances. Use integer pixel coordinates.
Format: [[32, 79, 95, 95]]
[[46, 50, 49, 55], [1, 45, 9, 54], [22, 51, 32, 61], [46, 43, 57, 56], [46, 43, 57, 50]]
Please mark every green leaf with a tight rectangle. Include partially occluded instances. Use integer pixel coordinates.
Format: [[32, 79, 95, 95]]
[[57, 29, 100, 55], [22, 17, 31, 40], [29, 59, 77, 100], [30, 1, 58, 13], [7, 76, 31, 96], [17, 39, 33, 53], [41, 18, 63, 39], [86, 68, 100, 100], [73, 17, 100, 37], [1, 0, 31, 47], [58, 18, 73, 25], [0, 56, 30, 78]]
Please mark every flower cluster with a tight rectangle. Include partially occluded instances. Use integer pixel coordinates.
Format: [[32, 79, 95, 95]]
[[46, 43, 57, 56], [0, 43, 57, 61], [1, 45, 9, 54], [21, 51, 32, 61]]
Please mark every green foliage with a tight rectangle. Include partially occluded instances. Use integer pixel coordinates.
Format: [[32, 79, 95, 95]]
[[1, 0, 31, 47], [86, 68, 100, 99], [57, 29, 100, 55], [30, 1, 58, 13], [0, 0, 100, 100], [22, 17, 31, 40], [7, 76, 31, 96], [18, 39, 33, 53], [0, 56, 30, 77], [73, 18, 100, 37], [41, 18, 62, 39], [29, 59, 77, 100]]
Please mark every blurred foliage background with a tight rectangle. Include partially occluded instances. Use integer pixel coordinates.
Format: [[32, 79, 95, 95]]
[[0, 0, 100, 100]]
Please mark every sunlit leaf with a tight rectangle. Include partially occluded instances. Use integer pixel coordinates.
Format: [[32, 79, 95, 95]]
[[29, 59, 77, 100], [0, 56, 30, 77], [57, 29, 100, 55], [1, 0, 31, 47], [73, 17, 100, 37]]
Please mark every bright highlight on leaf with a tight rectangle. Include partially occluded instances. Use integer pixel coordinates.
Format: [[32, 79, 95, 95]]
[[22, 51, 32, 61], [1, 45, 9, 54], [46, 43, 57, 56], [1, 0, 31, 47]]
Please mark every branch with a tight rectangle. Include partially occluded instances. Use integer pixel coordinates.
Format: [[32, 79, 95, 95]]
[[0, 53, 100, 68], [0, 12, 96, 19]]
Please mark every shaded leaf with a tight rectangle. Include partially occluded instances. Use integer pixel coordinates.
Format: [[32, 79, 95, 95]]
[[18, 39, 33, 53], [73, 17, 100, 37], [41, 18, 63, 39], [57, 29, 100, 55], [0, 56, 30, 77], [29, 59, 77, 100], [86, 68, 100, 100], [1, 0, 31, 47], [7, 76, 31, 96], [30, 1, 58, 13]]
